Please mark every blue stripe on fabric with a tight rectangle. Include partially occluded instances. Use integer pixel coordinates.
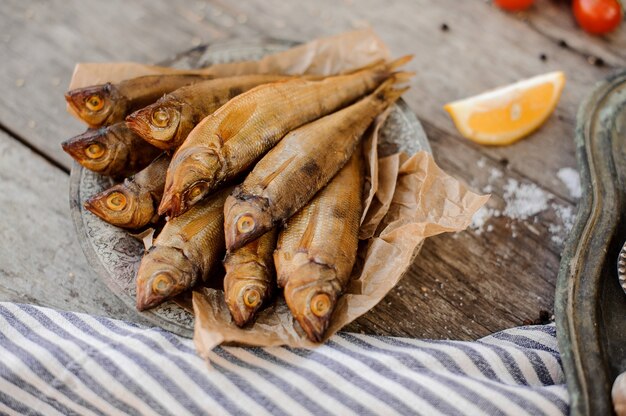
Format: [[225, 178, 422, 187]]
[[285, 346, 429, 416], [45, 311, 205, 416], [0, 361, 79, 416], [84, 314, 247, 416], [15, 304, 169, 416], [248, 347, 375, 416], [343, 333, 567, 416], [0, 309, 108, 416], [490, 331, 560, 357], [99, 316, 288, 416], [0, 387, 43, 416], [374, 335, 505, 383], [214, 347, 328, 416], [340, 334, 508, 416]]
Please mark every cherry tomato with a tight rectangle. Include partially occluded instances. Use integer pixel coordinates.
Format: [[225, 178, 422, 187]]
[[494, 0, 535, 11], [573, 0, 623, 35]]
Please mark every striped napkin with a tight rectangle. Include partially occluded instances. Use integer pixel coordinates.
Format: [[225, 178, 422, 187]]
[[0, 302, 568, 416]]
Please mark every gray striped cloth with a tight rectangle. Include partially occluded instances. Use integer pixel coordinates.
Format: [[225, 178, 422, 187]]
[[0, 302, 568, 416]]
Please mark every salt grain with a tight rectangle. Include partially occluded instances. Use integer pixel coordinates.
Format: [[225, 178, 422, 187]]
[[502, 179, 550, 220], [557, 167, 582, 199]]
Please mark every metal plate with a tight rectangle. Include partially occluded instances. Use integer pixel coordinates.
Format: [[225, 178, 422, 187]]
[[555, 69, 626, 415], [69, 39, 431, 338]]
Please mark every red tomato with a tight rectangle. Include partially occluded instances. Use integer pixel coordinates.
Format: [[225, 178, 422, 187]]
[[494, 0, 535, 11], [573, 0, 623, 35]]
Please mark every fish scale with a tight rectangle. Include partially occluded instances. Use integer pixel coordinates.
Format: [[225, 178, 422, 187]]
[[160, 57, 411, 218], [126, 74, 294, 150], [223, 74, 409, 251], [134, 187, 231, 311], [276, 152, 363, 342]]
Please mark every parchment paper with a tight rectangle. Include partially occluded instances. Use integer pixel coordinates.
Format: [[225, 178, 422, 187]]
[[67, 29, 488, 353]]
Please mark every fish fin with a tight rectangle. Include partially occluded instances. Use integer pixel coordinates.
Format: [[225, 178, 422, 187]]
[[217, 99, 258, 142], [386, 55, 413, 71], [372, 55, 413, 83], [372, 75, 411, 104], [259, 155, 297, 189], [180, 213, 214, 242]]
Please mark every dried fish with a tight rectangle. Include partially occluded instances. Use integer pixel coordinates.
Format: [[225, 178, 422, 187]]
[[224, 75, 408, 250], [126, 74, 294, 150], [62, 122, 161, 177], [223, 229, 277, 327], [276, 152, 363, 342], [65, 74, 211, 127], [159, 56, 411, 218], [84, 154, 170, 229], [135, 188, 230, 311]]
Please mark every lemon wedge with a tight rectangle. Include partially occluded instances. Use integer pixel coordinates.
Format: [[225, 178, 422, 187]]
[[444, 71, 565, 146]]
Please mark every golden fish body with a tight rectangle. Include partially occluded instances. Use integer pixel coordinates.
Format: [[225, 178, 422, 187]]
[[61, 122, 161, 177], [223, 75, 409, 251], [84, 154, 170, 229], [223, 229, 277, 327], [126, 74, 294, 150], [65, 74, 212, 128], [160, 57, 411, 218], [135, 188, 230, 310], [275, 152, 363, 342]]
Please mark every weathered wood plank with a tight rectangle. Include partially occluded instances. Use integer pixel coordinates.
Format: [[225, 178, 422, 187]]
[[0, 130, 152, 324]]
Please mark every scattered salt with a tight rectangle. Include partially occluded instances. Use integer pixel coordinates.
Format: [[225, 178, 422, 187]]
[[502, 179, 550, 220], [476, 157, 487, 169], [489, 168, 503, 182], [557, 167, 582, 199]]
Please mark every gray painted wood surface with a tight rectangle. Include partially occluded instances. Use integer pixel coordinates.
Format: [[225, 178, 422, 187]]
[[0, 0, 624, 340]]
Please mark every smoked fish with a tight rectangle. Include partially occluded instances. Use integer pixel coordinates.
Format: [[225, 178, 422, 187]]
[[65, 74, 211, 128], [135, 188, 230, 311], [223, 75, 408, 251], [275, 152, 363, 342], [159, 56, 411, 218], [223, 229, 277, 327], [126, 74, 295, 150], [62, 122, 161, 177], [84, 154, 170, 229]]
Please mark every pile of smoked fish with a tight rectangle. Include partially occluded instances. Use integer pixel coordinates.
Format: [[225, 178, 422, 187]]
[[62, 56, 412, 342]]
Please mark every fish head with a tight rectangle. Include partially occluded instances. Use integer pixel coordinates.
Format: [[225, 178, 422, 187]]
[[159, 147, 222, 217], [62, 127, 126, 173], [65, 83, 125, 127], [84, 182, 154, 229], [284, 262, 340, 343], [126, 100, 183, 148], [223, 192, 273, 251], [224, 261, 272, 326], [135, 246, 196, 311]]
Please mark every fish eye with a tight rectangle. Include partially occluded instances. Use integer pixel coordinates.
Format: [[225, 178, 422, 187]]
[[105, 192, 127, 211], [236, 215, 255, 234], [243, 288, 261, 308], [310, 293, 331, 317], [152, 273, 173, 296], [85, 94, 104, 112], [187, 182, 207, 204], [85, 142, 105, 159], [151, 108, 170, 128]]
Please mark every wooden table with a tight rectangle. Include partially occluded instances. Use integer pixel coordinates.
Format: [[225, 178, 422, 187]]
[[1, 0, 624, 340]]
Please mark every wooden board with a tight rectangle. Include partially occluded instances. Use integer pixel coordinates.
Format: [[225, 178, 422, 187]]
[[0, 0, 624, 340], [0, 130, 153, 325]]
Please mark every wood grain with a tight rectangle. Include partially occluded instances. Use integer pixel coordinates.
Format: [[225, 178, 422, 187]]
[[0, 130, 152, 325], [0, 0, 622, 340]]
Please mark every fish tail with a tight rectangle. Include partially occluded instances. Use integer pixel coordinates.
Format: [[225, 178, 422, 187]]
[[386, 54, 413, 71], [371, 55, 413, 83], [371, 73, 412, 104]]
